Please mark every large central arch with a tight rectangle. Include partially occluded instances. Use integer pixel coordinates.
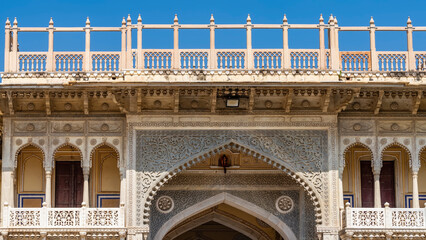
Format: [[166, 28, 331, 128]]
[[154, 193, 297, 240]]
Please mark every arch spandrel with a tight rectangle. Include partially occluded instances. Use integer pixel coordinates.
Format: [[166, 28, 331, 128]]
[[135, 129, 328, 226]]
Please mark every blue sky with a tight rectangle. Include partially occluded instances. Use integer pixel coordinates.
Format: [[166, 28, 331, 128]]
[[1, 0, 426, 72]]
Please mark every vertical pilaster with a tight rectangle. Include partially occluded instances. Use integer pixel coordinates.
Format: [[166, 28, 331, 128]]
[[282, 15, 290, 69], [120, 169, 126, 204], [126, 15, 133, 69], [84, 17, 91, 72], [82, 167, 90, 206], [406, 17, 415, 71], [319, 14, 326, 70], [120, 17, 127, 70], [4, 18, 11, 72], [209, 14, 216, 69], [173, 14, 179, 69], [1, 119, 14, 208], [412, 171, 419, 208], [369, 17, 378, 71], [45, 169, 52, 207], [328, 15, 339, 70], [373, 172, 381, 208], [10, 18, 18, 72], [246, 14, 253, 69], [47, 18, 55, 72], [137, 14, 143, 69]]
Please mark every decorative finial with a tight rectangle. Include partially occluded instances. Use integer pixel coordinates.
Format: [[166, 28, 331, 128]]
[[86, 17, 90, 26], [174, 14, 178, 24], [334, 16, 338, 25], [122, 17, 126, 26], [246, 14, 251, 24], [407, 16, 412, 25], [283, 14, 287, 24], [5, 17, 10, 26], [138, 14, 142, 23], [319, 14, 324, 23], [370, 16, 374, 25], [328, 14, 334, 24], [127, 14, 131, 23], [210, 14, 214, 24], [49, 17, 54, 26], [13, 17, 18, 27]]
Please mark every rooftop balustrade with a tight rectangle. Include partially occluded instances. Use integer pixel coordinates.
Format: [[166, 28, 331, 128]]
[[3, 14, 426, 75]]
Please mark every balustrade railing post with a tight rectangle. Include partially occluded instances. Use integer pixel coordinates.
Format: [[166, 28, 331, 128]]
[[209, 14, 216, 69], [126, 15, 133, 69], [328, 15, 340, 70], [2, 202, 9, 227], [120, 17, 127, 70], [172, 14, 180, 69], [246, 15, 253, 69], [84, 17, 91, 72], [384, 202, 390, 228], [137, 14, 143, 69], [4, 18, 11, 73], [344, 202, 352, 228], [406, 17, 415, 71], [319, 14, 326, 70], [282, 15, 290, 69], [11, 18, 18, 72], [369, 17, 378, 71], [81, 202, 87, 227], [119, 202, 125, 227], [41, 202, 47, 228], [47, 18, 55, 72]]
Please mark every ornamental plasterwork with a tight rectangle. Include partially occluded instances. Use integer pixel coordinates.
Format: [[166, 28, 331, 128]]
[[134, 129, 328, 226]]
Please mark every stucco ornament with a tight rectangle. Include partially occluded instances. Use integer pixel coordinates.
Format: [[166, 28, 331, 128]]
[[276, 196, 294, 214], [156, 196, 174, 213]]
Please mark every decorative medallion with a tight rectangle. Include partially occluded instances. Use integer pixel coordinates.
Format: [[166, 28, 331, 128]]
[[264, 100, 273, 109], [390, 102, 399, 110], [352, 102, 361, 110], [403, 139, 410, 146], [156, 196, 174, 214], [343, 138, 350, 145], [380, 138, 387, 145], [26, 123, 35, 132], [275, 196, 294, 214], [38, 139, 45, 146], [27, 102, 35, 111], [301, 100, 310, 108], [113, 139, 120, 146], [15, 139, 22, 146], [420, 139, 425, 146], [101, 102, 110, 111], [352, 123, 362, 131], [64, 103, 72, 111], [365, 138, 372, 145], [52, 138, 60, 145], [90, 139, 97, 146], [191, 100, 199, 109], [154, 100, 162, 108], [391, 123, 400, 131], [76, 138, 83, 146], [101, 124, 110, 132], [63, 124, 72, 132]]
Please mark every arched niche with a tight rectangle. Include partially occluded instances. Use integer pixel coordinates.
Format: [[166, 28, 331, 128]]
[[418, 147, 426, 207], [91, 144, 120, 207], [16, 144, 45, 207]]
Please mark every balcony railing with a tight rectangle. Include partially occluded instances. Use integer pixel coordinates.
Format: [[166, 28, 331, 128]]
[[2, 202, 125, 229], [343, 203, 426, 230], [4, 15, 426, 74]]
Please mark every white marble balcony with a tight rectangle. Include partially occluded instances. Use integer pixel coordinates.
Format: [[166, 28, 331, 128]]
[[1, 202, 126, 238]]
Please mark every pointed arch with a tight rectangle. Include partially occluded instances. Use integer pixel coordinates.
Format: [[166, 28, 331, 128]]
[[154, 193, 297, 240], [89, 142, 121, 168], [52, 143, 83, 166], [381, 142, 412, 168], [143, 140, 322, 226], [14, 143, 45, 168], [342, 142, 374, 169]]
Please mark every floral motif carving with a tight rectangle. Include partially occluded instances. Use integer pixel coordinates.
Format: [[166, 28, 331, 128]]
[[156, 196, 174, 213], [275, 196, 294, 214]]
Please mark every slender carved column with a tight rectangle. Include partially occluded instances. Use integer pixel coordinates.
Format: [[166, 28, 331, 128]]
[[137, 14, 143, 69], [412, 171, 419, 208], [209, 14, 216, 69], [173, 14, 179, 69], [120, 17, 127, 70], [282, 14, 290, 69], [318, 14, 326, 70], [82, 167, 90, 206], [45, 170, 52, 207], [246, 14, 253, 69], [373, 171, 381, 208], [47, 18, 55, 72], [126, 15, 133, 69], [406, 17, 415, 71], [84, 17, 91, 71], [10, 18, 18, 72], [369, 17, 378, 71], [120, 169, 126, 204], [4, 18, 11, 72]]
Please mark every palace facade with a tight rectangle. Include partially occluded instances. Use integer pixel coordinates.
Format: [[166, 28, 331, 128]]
[[1, 14, 426, 240]]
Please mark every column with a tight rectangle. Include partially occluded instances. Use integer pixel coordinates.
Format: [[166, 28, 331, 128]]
[[120, 169, 126, 204], [126, 15, 133, 69], [406, 17, 415, 71], [137, 14, 143, 69], [318, 14, 326, 70], [369, 17, 378, 71], [328, 15, 339, 70], [282, 14, 290, 69], [246, 14, 253, 69], [82, 167, 90, 206], [373, 171, 381, 208], [84, 17, 91, 71], [47, 18, 54, 72], [10, 18, 18, 72], [412, 171, 419, 208], [45, 169, 52, 207], [120, 17, 127, 70], [173, 14, 179, 69], [4, 18, 11, 72], [209, 14, 216, 69]]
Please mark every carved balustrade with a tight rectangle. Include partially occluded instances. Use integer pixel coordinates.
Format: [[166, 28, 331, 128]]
[[2, 202, 125, 229], [343, 204, 426, 230]]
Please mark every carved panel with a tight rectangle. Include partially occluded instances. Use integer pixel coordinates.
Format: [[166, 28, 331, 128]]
[[378, 121, 413, 134], [51, 121, 84, 133], [88, 121, 122, 133], [14, 121, 47, 133], [339, 120, 374, 134]]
